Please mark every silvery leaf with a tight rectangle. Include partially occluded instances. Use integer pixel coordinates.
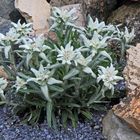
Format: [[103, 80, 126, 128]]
[[31, 68, 40, 77], [0, 89, 6, 101], [83, 67, 96, 78], [41, 85, 51, 102], [27, 78, 39, 84], [39, 52, 50, 63], [99, 51, 112, 62], [26, 53, 32, 66], [4, 46, 11, 59], [48, 78, 62, 85], [63, 69, 79, 80]]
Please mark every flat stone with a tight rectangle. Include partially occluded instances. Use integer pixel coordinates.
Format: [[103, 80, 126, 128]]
[[15, 0, 51, 34], [123, 44, 140, 92], [112, 44, 140, 134], [102, 110, 140, 140], [0, 0, 15, 19], [0, 17, 11, 34], [113, 86, 140, 134]]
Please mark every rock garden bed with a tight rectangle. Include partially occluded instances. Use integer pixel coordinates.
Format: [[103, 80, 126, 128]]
[[0, 0, 140, 140]]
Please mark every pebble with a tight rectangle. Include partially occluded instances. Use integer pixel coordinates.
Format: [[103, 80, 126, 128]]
[[94, 125, 100, 129], [0, 107, 107, 140]]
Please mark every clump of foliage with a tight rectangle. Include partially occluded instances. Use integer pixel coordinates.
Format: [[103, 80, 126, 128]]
[[0, 7, 135, 127]]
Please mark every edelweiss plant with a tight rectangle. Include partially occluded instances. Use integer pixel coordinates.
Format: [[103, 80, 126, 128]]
[[0, 7, 134, 127]]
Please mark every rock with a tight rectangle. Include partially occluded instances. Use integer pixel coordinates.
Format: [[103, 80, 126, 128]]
[[9, 9, 26, 23], [123, 44, 140, 92], [102, 110, 140, 140], [113, 87, 140, 134], [111, 44, 140, 134], [0, 0, 15, 19], [0, 0, 25, 23], [15, 0, 51, 34], [0, 17, 11, 34], [108, 3, 140, 44], [82, 0, 117, 21], [50, 0, 80, 6]]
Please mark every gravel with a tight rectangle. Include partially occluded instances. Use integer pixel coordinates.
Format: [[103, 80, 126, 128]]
[[0, 106, 106, 140]]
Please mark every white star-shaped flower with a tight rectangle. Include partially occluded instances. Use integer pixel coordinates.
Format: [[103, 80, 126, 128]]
[[97, 64, 123, 90], [57, 42, 79, 65]]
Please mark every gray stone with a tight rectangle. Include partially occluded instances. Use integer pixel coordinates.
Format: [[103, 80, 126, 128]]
[[50, 0, 80, 6], [0, 17, 11, 34], [102, 110, 140, 140], [94, 125, 100, 129], [0, 0, 25, 23], [82, 0, 117, 21], [9, 9, 26, 23], [0, 0, 15, 19]]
